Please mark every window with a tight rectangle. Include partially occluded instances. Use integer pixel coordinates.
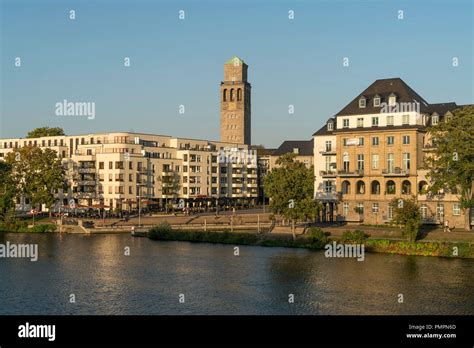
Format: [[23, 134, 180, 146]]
[[387, 136, 394, 145], [324, 181, 334, 193], [342, 181, 351, 194], [432, 114, 439, 125], [371, 154, 379, 169], [129, 186, 133, 194], [325, 156, 332, 171], [418, 181, 428, 194], [343, 203, 349, 216], [356, 203, 364, 215], [99, 162, 104, 169], [359, 98, 366, 108], [373, 97, 381, 107], [343, 152, 350, 172], [420, 204, 428, 219], [371, 180, 380, 194], [436, 203, 444, 222], [403, 153, 410, 170], [388, 95, 396, 106], [357, 118, 364, 127], [325, 141, 332, 152], [402, 135, 410, 144], [386, 180, 396, 194], [357, 154, 364, 171], [402, 180, 411, 194], [387, 115, 394, 126], [387, 153, 394, 172], [372, 203, 379, 213], [327, 122, 333, 131], [372, 117, 379, 126], [356, 180, 365, 194], [402, 114, 409, 125], [372, 137, 379, 146], [453, 203, 461, 216], [343, 119, 349, 128], [387, 205, 394, 220], [358, 137, 364, 146], [343, 138, 348, 146], [109, 162, 113, 169], [129, 162, 133, 170]]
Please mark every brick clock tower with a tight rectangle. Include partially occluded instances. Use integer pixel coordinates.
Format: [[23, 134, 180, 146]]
[[220, 56, 251, 145]]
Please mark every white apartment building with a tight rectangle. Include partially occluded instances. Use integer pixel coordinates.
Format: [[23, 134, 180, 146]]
[[0, 132, 258, 212]]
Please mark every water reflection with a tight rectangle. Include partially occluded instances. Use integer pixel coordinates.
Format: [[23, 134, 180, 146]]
[[0, 233, 473, 315]]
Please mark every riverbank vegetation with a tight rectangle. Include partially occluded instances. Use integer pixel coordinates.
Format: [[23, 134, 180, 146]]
[[147, 223, 474, 259]]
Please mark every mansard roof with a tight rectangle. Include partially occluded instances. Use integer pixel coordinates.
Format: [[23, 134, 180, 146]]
[[273, 139, 314, 156], [335, 78, 431, 116]]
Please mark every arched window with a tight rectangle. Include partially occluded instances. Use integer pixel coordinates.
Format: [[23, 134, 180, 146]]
[[223, 89, 227, 102], [386, 180, 396, 194], [237, 88, 242, 101], [342, 180, 351, 194], [418, 181, 428, 194], [402, 180, 411, 195], [371, 180, 380, 195], [356, 180, 365, 194], [230, 89, 235, 101]]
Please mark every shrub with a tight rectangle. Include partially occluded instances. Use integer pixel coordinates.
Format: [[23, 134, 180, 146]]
[[306, 227, 330, 248], [340, 230, 368, 244], [403, 217, 420, 242], [148, 222, 173, 240]]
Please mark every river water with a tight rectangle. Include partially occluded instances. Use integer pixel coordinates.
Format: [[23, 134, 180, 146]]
[[0, 233, 473, 315]]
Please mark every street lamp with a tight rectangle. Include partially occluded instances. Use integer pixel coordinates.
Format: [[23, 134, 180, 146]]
[[137, 192, 141, 228]]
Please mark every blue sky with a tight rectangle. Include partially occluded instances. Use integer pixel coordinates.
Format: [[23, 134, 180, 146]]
[[1, 0, 472, 147]]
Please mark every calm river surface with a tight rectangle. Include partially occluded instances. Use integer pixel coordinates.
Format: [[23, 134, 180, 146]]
[[0, 233, 473, 315]]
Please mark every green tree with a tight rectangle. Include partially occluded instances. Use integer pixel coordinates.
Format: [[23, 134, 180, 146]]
[[26, 127, 65, 138], [0, 162, 17, 222], [424, 105, 474, 230], [263, 153, 316, 238], [390, 197, 421, 242], [6, 146, 65, 220]]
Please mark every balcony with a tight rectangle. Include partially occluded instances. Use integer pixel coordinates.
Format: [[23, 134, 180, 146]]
[[314, 191, 341, 201], [78, 167, 96, 173], [77, 180, 97, 186], [319, 170, 337, 178], [318, 148, 336, 155], [337, 170, 363, 177], [382, 168, 409, 176], [74, 192, 97, 199], [422, 144, 436, 152]]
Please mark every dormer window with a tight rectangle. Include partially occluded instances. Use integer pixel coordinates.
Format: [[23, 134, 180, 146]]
[[388, 93, 397, 106], [359, 97, 366, 108], [327, 121, 333, 131], [293, 148, 299, 155], [432, 114, 439, 125], [373, 94, 381, 107]]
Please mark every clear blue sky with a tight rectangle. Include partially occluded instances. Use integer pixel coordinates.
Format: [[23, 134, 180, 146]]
[[1, 0, 472, 147]]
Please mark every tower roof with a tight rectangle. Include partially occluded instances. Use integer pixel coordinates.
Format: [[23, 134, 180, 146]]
[[225, 56, 246, 65]]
